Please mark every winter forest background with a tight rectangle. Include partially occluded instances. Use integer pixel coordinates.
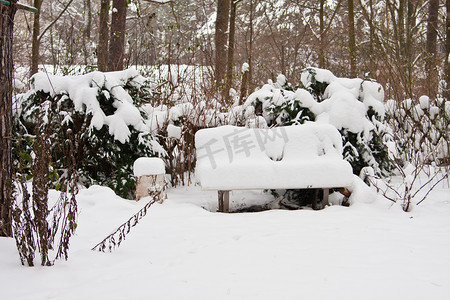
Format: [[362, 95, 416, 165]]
[[10, 0, 450, 100], [0, 0, 449, 287]]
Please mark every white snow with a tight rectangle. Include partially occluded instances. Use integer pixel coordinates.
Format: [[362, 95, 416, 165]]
[[348, 174, 378, 204], [243, 67, 384, 137], [1, 183, 449, 300], [167, 124, 182, 139], [316, 91, 374, 134], [30, 69, 149, 144], [419, 95, 430, 110], [133, 157, 166, 177], [195, 124, 353, 190], [241, 62, 250, 73], [276, 74, 287, 87], [7, 66, 449, 299], [301, 67, 336, 88]]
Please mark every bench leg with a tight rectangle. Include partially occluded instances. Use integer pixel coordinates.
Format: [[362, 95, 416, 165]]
[[322, 188, 329, 208], [312, 189, 319, 210], [312, 188, 329, 210], [218, 190, 230, 213]]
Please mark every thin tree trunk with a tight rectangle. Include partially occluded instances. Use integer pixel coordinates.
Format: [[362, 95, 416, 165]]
[[214, 0, 230, 85], [83, 0, 92, 65], [248, 0, 253, 91], [108, 0, 127, 71], [319, 0, 325, 68], [30, 0, 74, 75], [98, 0, 109, 71], [0, 0, 18, 237], [398, 0, 405, 55], [30, 0, 43, 76], [280, 46, 286, 76], [357, 0, 376, 74], [84, 0, 91, 39], [426, 0, 439, 98], [369, 0, 375, 73], [239, 67, 248, 105], [405, 0, 415, 98], [348, 0, 357, 77], [445, 0, 450, 100], [226, 0, 238, 103]]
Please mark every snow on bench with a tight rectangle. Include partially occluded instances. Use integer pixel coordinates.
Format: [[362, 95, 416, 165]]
[[195, 123, 354, 212]]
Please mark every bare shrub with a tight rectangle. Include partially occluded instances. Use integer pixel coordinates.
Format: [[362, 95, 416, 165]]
[[12, 99, 78, 266], [363, 96, 449, 211]]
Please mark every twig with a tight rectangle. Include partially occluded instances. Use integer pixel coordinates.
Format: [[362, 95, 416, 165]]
[[365, 174, 398, 202], [412, 167, 445, 199], [38, 0, 75, 42], [416, 172, 449, 205], [91, 188, 162, 252]]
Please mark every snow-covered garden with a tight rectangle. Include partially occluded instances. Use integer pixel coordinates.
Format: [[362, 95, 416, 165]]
[[1, 184, 450, 299], [1, 66, 449, 299]]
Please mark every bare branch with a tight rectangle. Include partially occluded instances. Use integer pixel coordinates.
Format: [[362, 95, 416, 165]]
[[416, 172, 449, 205], [92, 187, 163, 252], [38, 0, 75, 42]]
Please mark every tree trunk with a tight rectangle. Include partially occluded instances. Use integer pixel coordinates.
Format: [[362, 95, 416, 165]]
[[82, 0, 92, 65], [445, 0, 450, 100], [426, 0, 439, 98], [405, 0, 415, 98], [98, 0, 109, 71], [225, 0, 238, 103], [248, 0, 254, 91], [214, 0, 230, 85], [239, 67, 249, 105], [318, 0, 325, 68], [0, 0, 18, 237], [30, 0, 43, 76], [348, 0, 357, 77], [368, 0, 375, 73], [108, 0, 127, 71]]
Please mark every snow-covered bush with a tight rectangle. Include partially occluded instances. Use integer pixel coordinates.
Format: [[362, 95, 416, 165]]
[[219, 68, 393, 207], [15, 69, 160, 199], [375, 95, 450, 211], [385, 96, 449, 166], [14, 67, 232, 196], [141, 86, 227, 186], [12, 90, 79, 266], [239, 68, 392, 177]]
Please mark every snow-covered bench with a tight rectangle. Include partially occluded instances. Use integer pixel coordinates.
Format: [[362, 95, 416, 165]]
[[195, 124, 354, 212]]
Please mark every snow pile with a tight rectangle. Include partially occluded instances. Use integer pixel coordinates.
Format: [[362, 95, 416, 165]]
[[167, 124, 182, 139], [142, 100, 226, 135], [241, 62, 250, 73], [195, 124, 353, 190], [133, 157, 166, 177], [244, 67, 384, 134], [1, 184, 450, 299], [29, 69, 149, 144], [240, 67, 390, 176], [348, 174, 378, 205]]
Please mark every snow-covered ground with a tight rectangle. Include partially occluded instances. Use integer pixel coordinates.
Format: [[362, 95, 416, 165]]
[[1, 184, 449, 300]]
